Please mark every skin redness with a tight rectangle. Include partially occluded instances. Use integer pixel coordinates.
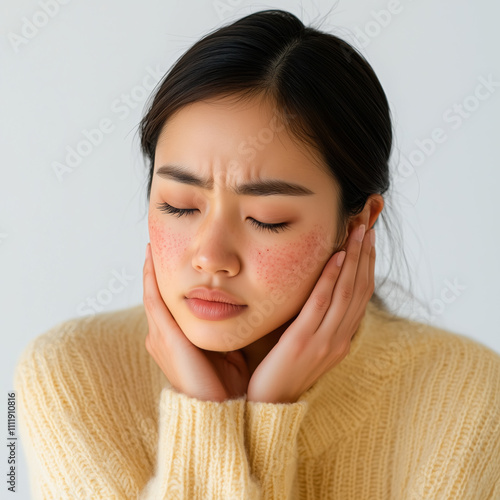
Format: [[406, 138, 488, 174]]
[[249, 225, 330, 295], [148, 94, 343, 360]]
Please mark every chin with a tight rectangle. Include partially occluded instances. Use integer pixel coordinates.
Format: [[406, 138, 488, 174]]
[[188, 320, 255, 352], [166, 293, 301, 351], [167, 310, 245, 352]]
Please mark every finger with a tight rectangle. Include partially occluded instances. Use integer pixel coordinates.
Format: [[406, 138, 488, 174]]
[[343, 228, 375, 325], [143, 243, 160, 327], [329, 224, 366, 309], [311, 224, 366, 345], [362, 230, 376, 305], [142, 244, 181, 344], [349, 227, 374, 306], [143, 244, 163, 345], [322, 228, 374, 345], [284, 249, 344, 340]]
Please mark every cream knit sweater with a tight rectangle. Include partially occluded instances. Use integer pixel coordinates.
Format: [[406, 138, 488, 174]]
[[13, 299, 500, 499]]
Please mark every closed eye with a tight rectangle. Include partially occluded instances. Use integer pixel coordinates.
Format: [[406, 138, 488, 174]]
[[156, 202, 290, 234]]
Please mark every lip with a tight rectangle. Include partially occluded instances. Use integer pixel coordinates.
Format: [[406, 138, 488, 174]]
[[185, 287, 245, 306], [185, 298, 247, 320]]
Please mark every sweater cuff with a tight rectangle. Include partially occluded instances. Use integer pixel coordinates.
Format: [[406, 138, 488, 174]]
[[142, 387, 254, 499], [244, 400, 309, 496]]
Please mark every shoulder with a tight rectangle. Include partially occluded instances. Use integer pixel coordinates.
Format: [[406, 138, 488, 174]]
[[365, 300, 500, 370], [14, 304, 149, 390], [354, 301, 500, 415], [368, 302, 500, 415], [371, 309, 500, 492]]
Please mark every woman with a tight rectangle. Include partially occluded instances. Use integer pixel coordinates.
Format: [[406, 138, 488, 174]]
[[14, 9, 500, 499]]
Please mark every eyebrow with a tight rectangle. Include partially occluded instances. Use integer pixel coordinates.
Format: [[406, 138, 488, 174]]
[[155, 164, 315, 197]]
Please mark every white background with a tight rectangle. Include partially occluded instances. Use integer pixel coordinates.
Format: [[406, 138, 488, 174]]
[[2, 0, 499, 497]]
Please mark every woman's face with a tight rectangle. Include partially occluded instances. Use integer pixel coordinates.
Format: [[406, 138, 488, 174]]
[[148, 94, 343, 352]]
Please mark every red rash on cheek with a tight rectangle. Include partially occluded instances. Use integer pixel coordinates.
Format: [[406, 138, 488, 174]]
[[252, 226, 332, 296], [148, 216, 190, 272]]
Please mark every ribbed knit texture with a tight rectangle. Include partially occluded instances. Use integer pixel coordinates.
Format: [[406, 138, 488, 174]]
[[13, 300, 500, 499]]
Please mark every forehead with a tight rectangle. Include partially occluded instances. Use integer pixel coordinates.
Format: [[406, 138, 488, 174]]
[[152, 96, 339, 203], [158, 94, 283, 142], [157, 96, 325, 169]]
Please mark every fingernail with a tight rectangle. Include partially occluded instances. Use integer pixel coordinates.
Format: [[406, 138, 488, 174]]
[[146, 243, 150, 258], [356, 224, 366, 242]]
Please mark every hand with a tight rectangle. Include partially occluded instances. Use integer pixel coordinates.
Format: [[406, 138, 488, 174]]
[[142, 243, 250, 402], [246, 224, 376, 404]]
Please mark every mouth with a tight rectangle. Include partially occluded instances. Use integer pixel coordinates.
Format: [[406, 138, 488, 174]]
[[184, 297, 247, 321], [185, 287, 246, 306]]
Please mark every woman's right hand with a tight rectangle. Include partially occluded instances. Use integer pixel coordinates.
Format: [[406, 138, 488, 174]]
[[142, 243, 250, 402]]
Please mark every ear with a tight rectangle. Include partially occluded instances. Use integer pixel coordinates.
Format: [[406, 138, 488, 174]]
[[341, 194, 384, 249]]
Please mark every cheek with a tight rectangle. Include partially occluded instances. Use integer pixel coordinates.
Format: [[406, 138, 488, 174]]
[[251, 226, 333, 297], [148, 216, 190, 274]]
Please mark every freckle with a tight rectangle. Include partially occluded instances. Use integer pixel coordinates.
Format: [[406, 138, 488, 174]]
[[148, 217, 191, 273], [250, 227, 329, 294]]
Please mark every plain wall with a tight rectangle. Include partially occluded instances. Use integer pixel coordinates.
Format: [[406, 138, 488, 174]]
[[2, 0, 499, 497]]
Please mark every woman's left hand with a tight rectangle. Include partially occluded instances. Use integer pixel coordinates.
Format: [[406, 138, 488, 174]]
[[246, 224, 376, 404]]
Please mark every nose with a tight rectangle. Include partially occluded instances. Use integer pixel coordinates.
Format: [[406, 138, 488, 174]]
[[191, 213, 241, 277]]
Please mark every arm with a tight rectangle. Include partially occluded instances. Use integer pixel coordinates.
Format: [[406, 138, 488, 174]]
[[14, 337, 309, 500], [244, 399, 308, 499], [140, 388, 308, 499]]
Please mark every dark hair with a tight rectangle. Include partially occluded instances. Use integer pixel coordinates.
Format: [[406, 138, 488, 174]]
[[138, 8, 423, 320]]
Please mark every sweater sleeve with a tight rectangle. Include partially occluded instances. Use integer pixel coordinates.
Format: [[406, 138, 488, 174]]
[[393, 340, 500, 499], [14, 331, 310, 499], [244, 399, 309, 498], [140, 388, 309, 499]]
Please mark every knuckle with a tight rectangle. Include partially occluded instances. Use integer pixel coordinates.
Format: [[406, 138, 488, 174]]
[[323, 266, 338, 282], [331, 338, 350, 358], [287, 338, 306, 360], [339, 285, 354, 302], [357, 275, 369, 290], [346, 249, 359, 264], [316, 342, 331, 359], [312, 291, 330, 311]]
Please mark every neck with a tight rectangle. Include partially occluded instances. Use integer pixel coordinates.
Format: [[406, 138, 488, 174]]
[[239, 315, 298, 377]]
